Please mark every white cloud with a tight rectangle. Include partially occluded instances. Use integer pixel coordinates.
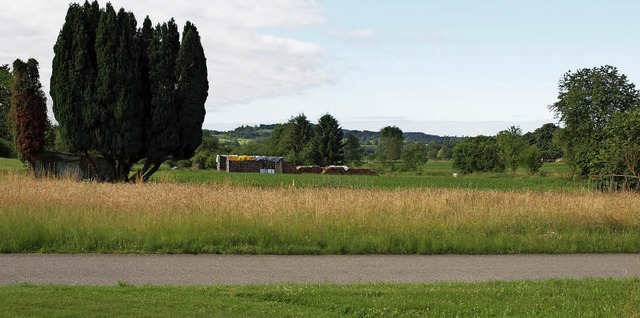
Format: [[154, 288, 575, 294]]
[[326, 29, 378, 47], [327, 27, 448, 48], [0, 0, 330, 118]]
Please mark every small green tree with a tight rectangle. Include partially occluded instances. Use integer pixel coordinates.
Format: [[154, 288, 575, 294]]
[[343, 133, 363, 165], [497, 126, 527, 174], [377, 126, 403, 171], [602, 108, 640, 176], [12, 59, 48, 168], [520, 145, 543, 174], [524, 123, 562, 161], [452, 136, 504, 174], [190, 132, 219, 169], [401, 142, 428, 173], [308, 114, 344, 166], [436, 144, 452, 160], [266, 123, 293, 157], [425, 141, 441, 159]]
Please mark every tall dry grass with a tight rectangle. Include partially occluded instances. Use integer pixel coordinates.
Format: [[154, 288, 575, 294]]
[[1, 174, 639, 254]]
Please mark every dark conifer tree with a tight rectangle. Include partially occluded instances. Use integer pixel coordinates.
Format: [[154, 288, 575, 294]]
[[12, 59, 47, 168], [288, 114, 312, 165], [51, 3, 92, 153], [309, 114, 344, 166], [141, 18, 181, 179], [0, 64, 13, 141], [175, 22, 208, 159], [50, 1, 209, 182]]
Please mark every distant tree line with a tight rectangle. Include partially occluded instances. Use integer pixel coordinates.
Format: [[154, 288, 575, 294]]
[[451, 124, 558, 175], [179, 115, 564, 175]]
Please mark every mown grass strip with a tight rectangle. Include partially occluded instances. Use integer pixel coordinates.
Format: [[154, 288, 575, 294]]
[[1, 176, 638, 254], [1, 279, 638, 317]]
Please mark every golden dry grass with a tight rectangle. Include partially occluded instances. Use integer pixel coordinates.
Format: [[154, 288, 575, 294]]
[[2, 174, 637, 224], [1, 174, 639, 253]]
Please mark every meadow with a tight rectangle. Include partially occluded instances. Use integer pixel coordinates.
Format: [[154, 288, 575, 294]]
[[1, 170, 637, 254], [1, 279, 638, 317], [151, 161, 583, 192], [2, 158, 638, 316]]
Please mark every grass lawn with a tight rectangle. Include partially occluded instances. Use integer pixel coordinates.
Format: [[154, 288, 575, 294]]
[[0, 157, 26, 172], [151, 161, 584, 192], [1, 279, 638, 317]]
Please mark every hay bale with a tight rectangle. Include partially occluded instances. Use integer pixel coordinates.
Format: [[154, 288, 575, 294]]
[[322, 166, 348, 175]]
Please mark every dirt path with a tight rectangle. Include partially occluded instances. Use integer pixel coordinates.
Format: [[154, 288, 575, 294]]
[[1, 254, 639, 285]]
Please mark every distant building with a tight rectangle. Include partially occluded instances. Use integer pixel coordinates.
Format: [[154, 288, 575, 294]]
[[216, 155, 285, 174], [33, 151, 115, 181]]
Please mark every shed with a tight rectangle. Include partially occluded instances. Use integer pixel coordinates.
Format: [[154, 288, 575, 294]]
[[218, 155, 285, 174], [33, 151, 115, 181]]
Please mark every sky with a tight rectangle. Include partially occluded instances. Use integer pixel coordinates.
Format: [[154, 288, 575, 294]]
[[2, 0, 640, 136]]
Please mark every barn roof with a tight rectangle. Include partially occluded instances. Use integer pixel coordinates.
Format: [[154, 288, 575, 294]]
[[225, 155, 284, 163]]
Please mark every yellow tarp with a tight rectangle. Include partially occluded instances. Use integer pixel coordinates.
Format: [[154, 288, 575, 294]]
[[227, 155, 255, 162]]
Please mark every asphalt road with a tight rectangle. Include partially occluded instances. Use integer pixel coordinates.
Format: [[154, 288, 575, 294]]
[[1, 254, 639, 285]]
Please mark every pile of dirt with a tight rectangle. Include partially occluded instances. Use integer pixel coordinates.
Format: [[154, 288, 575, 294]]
[[296, 166, 324, 174], [344, 168, 377, 176]]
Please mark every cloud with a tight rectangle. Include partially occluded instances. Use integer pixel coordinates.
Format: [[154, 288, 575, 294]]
[[0, 0, 330, 116], [327, 27, 448, 48]]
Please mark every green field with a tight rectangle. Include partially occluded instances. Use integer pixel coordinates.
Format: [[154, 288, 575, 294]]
[[1, 158, 628, 255], [0, 157, 581, 192], [1, 279, 638, 317], [0, 157, 26, 172], [2, 173, 638, 254], [151, 161, 584, 192]]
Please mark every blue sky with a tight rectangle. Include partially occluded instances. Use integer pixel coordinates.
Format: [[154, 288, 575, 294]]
[[2, 1, 640, 136], [209, 0, 640, 135]]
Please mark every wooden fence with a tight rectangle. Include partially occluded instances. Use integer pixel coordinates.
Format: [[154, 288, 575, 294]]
[[591, 174, 640, 192]]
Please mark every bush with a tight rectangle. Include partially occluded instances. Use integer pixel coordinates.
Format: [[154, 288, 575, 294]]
[[521, 145, 543, 174], [452, 136, 504, 174], [0, 138, 16, 158]]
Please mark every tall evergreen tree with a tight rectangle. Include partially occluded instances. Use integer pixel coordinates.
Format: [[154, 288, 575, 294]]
[[51, 3, 94, 153], [0, 64, 13, 141], [288, 113, 312, 165], [12, 59, 47, 168], [50, 2, 209, 182], [175, 22, 208, 160], [309, 114, 344, 166], [140, 18, 181, 179]]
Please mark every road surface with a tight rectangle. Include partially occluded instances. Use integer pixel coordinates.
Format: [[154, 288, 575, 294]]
[[1, 254, 639, 285]]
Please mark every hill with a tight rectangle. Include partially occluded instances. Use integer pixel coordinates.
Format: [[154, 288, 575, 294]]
[[207, 124, 460, 145]]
